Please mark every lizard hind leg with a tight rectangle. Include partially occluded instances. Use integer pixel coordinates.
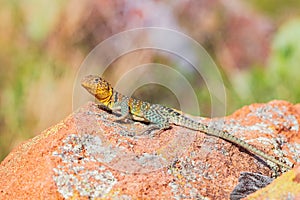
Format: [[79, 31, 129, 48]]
[[121, 105, 171, 137], [139, 123, 171, 137], [139, 110, 171, 136]]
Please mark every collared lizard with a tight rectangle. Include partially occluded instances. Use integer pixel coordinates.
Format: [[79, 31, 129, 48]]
[[81, 75, 292, 170]]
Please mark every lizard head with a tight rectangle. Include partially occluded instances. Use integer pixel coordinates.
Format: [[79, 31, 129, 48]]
[[81, 75, 113, 106]]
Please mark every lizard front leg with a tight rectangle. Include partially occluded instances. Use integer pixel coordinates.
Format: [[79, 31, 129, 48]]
[[110, 101, 130, 121]]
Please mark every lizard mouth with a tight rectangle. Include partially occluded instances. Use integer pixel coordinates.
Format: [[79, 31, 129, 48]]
[[81, 80, 90, 92], [81, 75, 98, 95], [81, 80, 88, 89]]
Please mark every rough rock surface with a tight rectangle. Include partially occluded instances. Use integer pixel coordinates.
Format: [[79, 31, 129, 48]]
[[0, 100, 299, 199], [245, 164, 300, 199]]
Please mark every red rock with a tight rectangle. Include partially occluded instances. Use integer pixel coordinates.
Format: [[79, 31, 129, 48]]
[[0, 100, 299, 199]]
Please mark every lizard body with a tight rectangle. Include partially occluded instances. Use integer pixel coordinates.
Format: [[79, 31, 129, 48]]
[[81, 75, 292, 170]]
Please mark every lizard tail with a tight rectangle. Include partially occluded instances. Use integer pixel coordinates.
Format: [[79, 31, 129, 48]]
[[202, 124, 291, 169], [176, 115, 291, 169]]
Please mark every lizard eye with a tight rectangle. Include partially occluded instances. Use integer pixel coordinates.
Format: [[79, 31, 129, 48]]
[[94, 78, 99, 82]]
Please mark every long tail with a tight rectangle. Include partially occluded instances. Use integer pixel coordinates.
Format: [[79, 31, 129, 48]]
[[202, 124, 291, 169], [174, 115, 291, 169]]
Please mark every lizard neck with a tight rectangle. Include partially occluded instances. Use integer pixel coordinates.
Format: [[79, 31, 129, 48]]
[[106, 90, 124, 109], [95, 88, 114, 108]]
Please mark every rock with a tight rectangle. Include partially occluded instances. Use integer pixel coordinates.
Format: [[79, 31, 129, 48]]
[[0, 100, 299, 199], [230, 172, 274, 200], [245, 164, 300, 199]]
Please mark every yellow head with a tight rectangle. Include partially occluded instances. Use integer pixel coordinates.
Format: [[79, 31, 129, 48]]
[[81, 75, 113, 106]]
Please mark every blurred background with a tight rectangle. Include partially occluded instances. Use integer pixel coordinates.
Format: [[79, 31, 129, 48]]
[[1, 0, 300, 161]]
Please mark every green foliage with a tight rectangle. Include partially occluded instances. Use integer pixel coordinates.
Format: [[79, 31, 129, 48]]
[[227, 18, 300, 113], [268, 19, 300, 82], [249, 0, 300, 18], [0, 46, 65, 160], [266, 19, 300, 102], [0, 1, 68, 160]]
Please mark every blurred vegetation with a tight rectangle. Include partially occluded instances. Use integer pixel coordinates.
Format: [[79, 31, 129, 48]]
[[1, 0, 300, 161], [249, 0, 300, 19], [0, 0, 76, 160], [228, 18, 300, 108]]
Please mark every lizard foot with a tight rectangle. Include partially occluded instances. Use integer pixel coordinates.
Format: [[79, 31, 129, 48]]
[[136, 125, 170, 137]]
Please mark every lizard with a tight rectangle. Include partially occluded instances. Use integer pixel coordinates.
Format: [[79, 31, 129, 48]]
[[81, 74, 292, 170]]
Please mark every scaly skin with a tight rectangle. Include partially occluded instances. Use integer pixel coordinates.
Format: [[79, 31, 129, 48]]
[[81, 75, 292, 170]]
